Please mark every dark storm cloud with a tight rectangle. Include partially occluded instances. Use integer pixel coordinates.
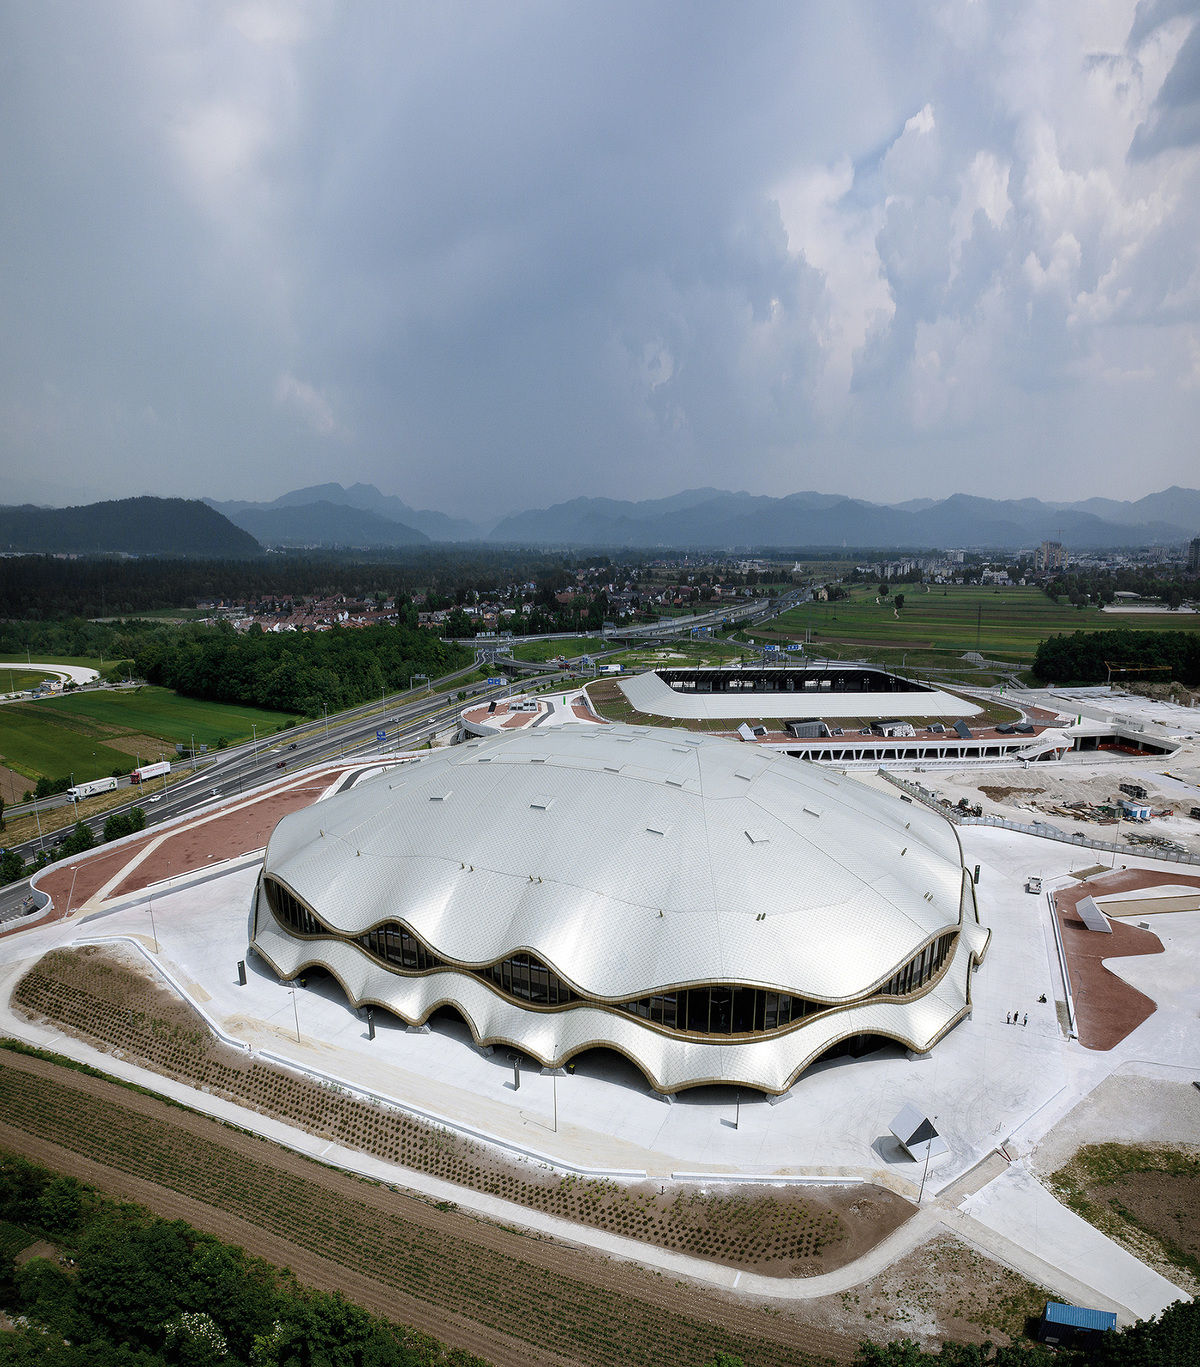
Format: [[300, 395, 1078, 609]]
[[2, 2, 1198, 515], [1130, 11, 1200, 157]]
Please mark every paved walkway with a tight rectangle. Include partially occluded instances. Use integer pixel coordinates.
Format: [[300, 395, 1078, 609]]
[[958, 1161, 1184, 1322], [0, 774, 1194, 1324]]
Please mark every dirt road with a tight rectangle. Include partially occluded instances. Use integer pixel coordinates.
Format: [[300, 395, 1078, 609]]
[[0, 1048, 852, 1367]]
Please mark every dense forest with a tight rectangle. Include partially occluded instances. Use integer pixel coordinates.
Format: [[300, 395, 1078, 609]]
[[133, 621, 470, 715], [1032, 630, 1200, 685], [0, 499, 261, 558], [0, 1148, 487, 1367], [0, 614, 468, 715]]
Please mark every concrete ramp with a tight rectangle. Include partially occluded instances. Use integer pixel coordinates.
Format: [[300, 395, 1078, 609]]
[[1097, 885, 1200, 918]]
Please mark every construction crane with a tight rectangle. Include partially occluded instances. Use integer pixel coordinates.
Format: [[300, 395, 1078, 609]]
[[1104, 661, 1171, 686]]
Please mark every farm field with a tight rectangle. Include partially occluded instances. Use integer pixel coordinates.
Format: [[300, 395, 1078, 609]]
[[756, 584, 1200, 672], [0, 1047, 850, 1367], [0, 685, 299, 784], [14, 946, 908, 1280]]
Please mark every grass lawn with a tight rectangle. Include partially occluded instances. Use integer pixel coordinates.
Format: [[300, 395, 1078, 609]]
[[509, 636, 606, 662], [0, 670, 53, 694], [0, 706, 135, 784], [755, 584, 1200, 670], [0, 654, 109, 672], [0, 687, 300, 783]]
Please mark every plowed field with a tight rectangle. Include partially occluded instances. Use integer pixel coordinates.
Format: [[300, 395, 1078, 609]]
[[0, 1050, 853, 1367]]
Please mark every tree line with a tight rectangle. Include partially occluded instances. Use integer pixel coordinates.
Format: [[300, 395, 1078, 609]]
[[132, 620, 469, 715], [1032, 630, 1200, 685], [0, 1145, 486, 1366], [0, 550, 620, 620], [1042, 568, 1200, 611], [1, 1142, 1193, 1366], [0, 811, 147, 888]]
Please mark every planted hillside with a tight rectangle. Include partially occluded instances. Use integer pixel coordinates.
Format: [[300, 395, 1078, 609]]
[[133, 621, 469, 714], [1032, 630, 1200, 685], [0, 497, 261, 557]]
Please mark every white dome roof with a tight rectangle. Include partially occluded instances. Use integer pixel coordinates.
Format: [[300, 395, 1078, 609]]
[[253, 725, 989, 1092]]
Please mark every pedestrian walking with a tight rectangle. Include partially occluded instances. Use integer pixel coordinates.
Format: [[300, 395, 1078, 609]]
[[1006, 1012, 1011, 1024], [1022, 1013, 1028, 1027]]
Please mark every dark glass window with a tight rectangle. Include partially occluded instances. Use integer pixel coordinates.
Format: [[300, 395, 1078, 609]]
[[263, 877, 958, 1040]]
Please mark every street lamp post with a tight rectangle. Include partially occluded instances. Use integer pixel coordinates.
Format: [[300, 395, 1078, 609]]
[[290, 983, 301, 1043], [251, 723, 258, 765], [918, 1116, 939, 1203], [65, 866, 80, 916]]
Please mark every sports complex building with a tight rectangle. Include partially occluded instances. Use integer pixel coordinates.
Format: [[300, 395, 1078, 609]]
[[251, 724, 990, 1094]]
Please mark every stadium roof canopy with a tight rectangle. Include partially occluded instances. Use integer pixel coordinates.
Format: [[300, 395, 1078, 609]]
[[617, 667, 981, 721], [253, 724, 990, 1093]]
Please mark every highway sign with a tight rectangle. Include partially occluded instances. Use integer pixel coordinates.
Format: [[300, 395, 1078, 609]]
[[376, 729, 386, 742], [765, 643, 779, 651], [786, 643, 803, 651], [486, 677, 505, 685]]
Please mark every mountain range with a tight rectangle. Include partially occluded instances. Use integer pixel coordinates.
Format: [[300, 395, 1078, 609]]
[[7, 485, 1200, 557], [213, 482, 1200, 551]]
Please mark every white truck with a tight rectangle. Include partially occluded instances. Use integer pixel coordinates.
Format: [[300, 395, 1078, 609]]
[[66, 776, 119, 801], [1025, 876, 1043, 895], [130, 761, 171, 784]]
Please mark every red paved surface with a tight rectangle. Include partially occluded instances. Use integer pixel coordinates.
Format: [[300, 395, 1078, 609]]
[[1051, 869, 1200, 1050], [26, 766, 361, 922]]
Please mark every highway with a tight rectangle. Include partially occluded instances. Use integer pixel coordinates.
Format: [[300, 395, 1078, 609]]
[[0, 670, 536, 923], [0, 590, 803, 922]]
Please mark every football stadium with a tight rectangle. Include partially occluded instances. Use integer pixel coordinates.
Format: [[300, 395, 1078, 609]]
[[251, 724, 990, 1093]]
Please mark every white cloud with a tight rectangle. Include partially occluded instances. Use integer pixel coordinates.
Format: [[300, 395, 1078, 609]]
[[274, 373, 342, 438]]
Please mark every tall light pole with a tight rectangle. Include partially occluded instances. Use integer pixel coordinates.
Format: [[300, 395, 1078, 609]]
[[251, 723, 258, 765], [290, 983, 301, 1043], [918, 1116, 939, 1203]]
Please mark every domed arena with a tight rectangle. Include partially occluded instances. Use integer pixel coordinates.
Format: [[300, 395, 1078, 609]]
[[250, 725, 990, 1094]]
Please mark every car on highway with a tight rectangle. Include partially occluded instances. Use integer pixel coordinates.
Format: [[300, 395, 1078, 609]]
[[276, 760, 288, 769]]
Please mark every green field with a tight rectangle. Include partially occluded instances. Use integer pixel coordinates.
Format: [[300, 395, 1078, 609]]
[[509, 635, 606, 662], [0, 654, 109, 672], [609, 638, 746, 671], [0, 687, 301, 784], [754, 584, 1200, 675], [0, 669, 51, 694]]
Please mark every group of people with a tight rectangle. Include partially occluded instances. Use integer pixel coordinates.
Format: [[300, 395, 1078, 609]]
[[1006, 1011, 1028, 1026]]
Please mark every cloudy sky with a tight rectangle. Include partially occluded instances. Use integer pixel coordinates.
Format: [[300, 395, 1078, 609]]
[[2, 1, 1199, 519]]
